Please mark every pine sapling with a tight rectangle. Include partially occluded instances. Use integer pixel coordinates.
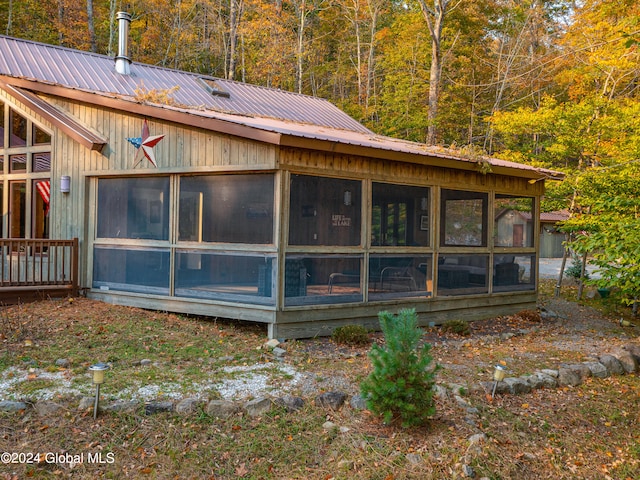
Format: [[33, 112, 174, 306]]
[[360, 309, 440, 427]]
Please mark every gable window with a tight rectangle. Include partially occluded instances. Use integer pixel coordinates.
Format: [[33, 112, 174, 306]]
[[0, 103, 51, 240]]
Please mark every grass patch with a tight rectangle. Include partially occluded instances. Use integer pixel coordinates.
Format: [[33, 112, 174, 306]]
[[0, 296, 638, 479]]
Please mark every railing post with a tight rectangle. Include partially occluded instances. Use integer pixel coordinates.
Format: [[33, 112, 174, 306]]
[[71, 237, 79, 296]]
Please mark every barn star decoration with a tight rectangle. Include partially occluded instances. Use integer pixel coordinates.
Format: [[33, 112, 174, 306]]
[[126, 119, 165, 168]]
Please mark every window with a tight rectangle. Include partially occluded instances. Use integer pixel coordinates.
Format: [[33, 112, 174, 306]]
[[289, 175, 361, 246], [437, 254, 489, 295], [494, 195, 534, 247], [371, 183, 430, 247], [97, 177, 170, 240], [369, 255, 432, 300], [93, 246, 170, 295], [0, 106, 51, 240], [9, 108, 27, 147], [179, 174, 274, 244], [9, 181, 26, 238], [284, 254, 363, 305], [175, 251, 275, 305], [493, 254, 535, 292], [440, 190, 488, 247]]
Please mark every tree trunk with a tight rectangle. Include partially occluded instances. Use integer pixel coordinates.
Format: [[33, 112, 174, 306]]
[[417, 0, 457, 146], [6, 0, 13, 35], [87, 0, 96, 52], [227, 0, 242, 80]]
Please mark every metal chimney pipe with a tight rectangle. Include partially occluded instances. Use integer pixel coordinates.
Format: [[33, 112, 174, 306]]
[[114, 11, 132, 75]]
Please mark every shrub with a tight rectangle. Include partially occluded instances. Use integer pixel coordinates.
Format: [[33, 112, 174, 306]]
[[360, 309, 440, 427], [331, 324, 371, 346], [565, 256, 589, 280], [441, 319, 471, 336]]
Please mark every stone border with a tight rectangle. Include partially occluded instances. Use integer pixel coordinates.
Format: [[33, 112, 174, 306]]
[[479, 343, 639, 396], [2, 344, 638, 419]]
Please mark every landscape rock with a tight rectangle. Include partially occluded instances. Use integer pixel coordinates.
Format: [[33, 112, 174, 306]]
[[244, 397, 271, 417], [275, 395, 304, 412], [144, 401, 174, 415], [206, 399, 238, 419], [613, 350, 638, 373], [462, 464, 476, 478], [624, 344, 640, 362], [503, 377, 531, 394], [582, 361, 608, 379], [34, 401, 64, 416], [272, 347, 286, 357], [175, 397, 201, 415], [598, 354, 625, 376], [315, 391, 347, 410], [454, 395, 471, 409], [448, 383, 467, 396], [433, 384, 449, 400], [322, 421, 337, 430], [406, 453, 424, 465], [0, 400, 28, 412], [78, 397, 95, 411], [104, 400, 138, 413], [564, 363, 592, 380], [349, 394, 367, 410], [55, 358, 70, 368], [557, 367, 582, 387], [479, 381, 509, 396], [140, 359, 153, 366], [531, 372, 557, 389], [540, 369, 559, 378], [264, 339, 280, 349]]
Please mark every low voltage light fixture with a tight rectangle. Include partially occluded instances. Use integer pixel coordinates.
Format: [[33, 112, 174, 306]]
[[89, 362, 110, 419], [491, 364, 507, 399]]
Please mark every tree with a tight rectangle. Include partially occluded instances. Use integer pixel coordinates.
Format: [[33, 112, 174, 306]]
[[415, 0, 461, 145], [361, 309, 439, 427]]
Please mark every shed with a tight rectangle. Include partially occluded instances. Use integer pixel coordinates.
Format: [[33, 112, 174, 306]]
[[0, 19, 563, 338]]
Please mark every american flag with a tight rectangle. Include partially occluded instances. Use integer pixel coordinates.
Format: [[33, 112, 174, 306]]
[[36, 180, 50, 215]]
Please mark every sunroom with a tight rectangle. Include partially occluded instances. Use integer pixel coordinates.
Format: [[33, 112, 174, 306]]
[[88, 163, 542, 339]]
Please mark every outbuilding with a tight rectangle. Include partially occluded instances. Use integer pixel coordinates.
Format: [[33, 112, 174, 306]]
[[0, 17, 563, 338]]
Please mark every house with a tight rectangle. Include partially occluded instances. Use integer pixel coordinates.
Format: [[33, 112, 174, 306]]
[[0, 14, 563, 338], [539, 211, 570, 258]]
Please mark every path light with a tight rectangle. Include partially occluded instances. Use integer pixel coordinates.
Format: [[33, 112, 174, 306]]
[[491, 364, 507, 399], [89, 362, 110, 419]]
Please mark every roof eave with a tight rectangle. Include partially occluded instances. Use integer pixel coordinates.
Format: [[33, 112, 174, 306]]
[[0, 76, 282, 146], [0, 80, 108, 152]]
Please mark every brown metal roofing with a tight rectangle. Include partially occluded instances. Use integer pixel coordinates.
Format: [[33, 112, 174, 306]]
[[0, 35, 369, 134], [0, 34, 564, 181]]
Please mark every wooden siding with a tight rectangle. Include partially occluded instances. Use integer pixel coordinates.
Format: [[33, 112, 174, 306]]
[[279, 147, 544, 196]]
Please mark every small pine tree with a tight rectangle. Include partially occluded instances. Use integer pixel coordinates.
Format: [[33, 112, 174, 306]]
[[360, 309, 440, 427]]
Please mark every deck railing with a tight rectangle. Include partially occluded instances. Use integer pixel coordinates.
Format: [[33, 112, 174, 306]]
[[0, 238, 78, 296]]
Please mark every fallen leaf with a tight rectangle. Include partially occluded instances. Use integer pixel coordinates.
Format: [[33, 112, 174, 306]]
[[235, 463, 248, 476]]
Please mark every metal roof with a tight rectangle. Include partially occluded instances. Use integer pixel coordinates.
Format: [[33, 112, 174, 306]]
[[0, 34, 564, 181], [0, 35, 369, 134]]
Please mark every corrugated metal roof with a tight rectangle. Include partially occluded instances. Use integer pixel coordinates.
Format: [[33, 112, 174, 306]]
[[0, 35, 369, 134], [0, 34, 564, 181]]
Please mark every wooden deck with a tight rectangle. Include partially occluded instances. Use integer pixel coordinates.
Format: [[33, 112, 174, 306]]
[[0, 238, 78, 304]]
